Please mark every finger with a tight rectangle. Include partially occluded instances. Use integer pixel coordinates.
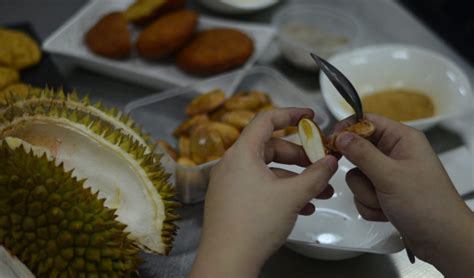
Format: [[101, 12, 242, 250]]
[[265, 138, 311, 167], [346, 168, 381, 209], [354, 198, 388, 222], [336, 132, 394, 179], [289, 155, 338, 202], [299, 203, 315, 216], [315, 184, 334, 200], [271, 168, 297, 178], [239, 108, 314, 150]]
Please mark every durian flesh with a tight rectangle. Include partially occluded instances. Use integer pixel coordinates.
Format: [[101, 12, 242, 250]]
[[0, 88, 179, 255]]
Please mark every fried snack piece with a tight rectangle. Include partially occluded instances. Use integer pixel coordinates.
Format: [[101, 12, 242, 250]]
[[285, 126, 298, 136], [156, 139, 178, 160], [178, 136, 191, 158], [0, 28, 41, 70], [85, 12, 131, 59], [125, 0, 186, 25], [176, 156, 197, 167], [207, 122, 240, 148], [186, 89, 225, 116], [209, 106, 228, 121], [0, 83, 41, 102], [136, 10, 198, 59], [173, 114, 209, 137], [0, 67, 20, 90], [190, 125, 225, 164], [224, 93, 262, 111], [249, 90, 271, 106], [177, 28, 254, 75], [326, 119, 376, 152], [258, 104, 275, 113], [221, 110, 255, 130], [345, 119, 376, 138], [272, 129, 286, 138]]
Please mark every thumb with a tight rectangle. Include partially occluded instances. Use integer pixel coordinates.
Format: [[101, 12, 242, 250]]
[[290, 156, 338, 202], [336, 132, 394, 178]]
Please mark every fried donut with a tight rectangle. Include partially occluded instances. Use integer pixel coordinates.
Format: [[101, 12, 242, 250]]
[[177, 28, 254, 75], [136, 10, 198, 59], [85, 12, 131, 59]]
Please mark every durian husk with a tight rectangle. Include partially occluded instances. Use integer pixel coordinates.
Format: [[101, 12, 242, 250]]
[[0, 140, 141, 276], [0, 87, 151, 149], [0, 87, 179, 255]]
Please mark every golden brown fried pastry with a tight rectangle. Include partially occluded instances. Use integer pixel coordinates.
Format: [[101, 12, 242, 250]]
[[272, 129, 286, 138], [285, 126, 298, 136], [209, 106, 228, 121], [258, 104, 275, 113], [176, 28, 254, 75], [224, 93, 262, 111], [136, 10, 198, 59], [125, 0, 186, 25], [345, 119, 376, 138], [0, 83, 41, 102], [207, 122, 240, 148], [178, 136, 191, 158], [156, 139, 178, 160], [173, 114, 209, 137], [85, 12, 131, 59], [176, 156, 197, 167], [190, 125, 225, 164], [326, 119, 376, 152], [0, 67, 20, 90], [221, 110, 255, 130], [249, 91, 271, 106], [0, 28, 41, 70], [185, 89, 225, 116]]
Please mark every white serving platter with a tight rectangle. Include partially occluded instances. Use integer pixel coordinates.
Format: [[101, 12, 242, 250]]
[[43, 0, 276, 89]]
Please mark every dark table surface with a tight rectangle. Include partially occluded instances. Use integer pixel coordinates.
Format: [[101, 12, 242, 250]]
[[1, 0, 473, 277]]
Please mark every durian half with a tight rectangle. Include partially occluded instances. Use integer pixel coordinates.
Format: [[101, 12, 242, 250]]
[[0, 139, 142, 277], [0, 88, 179, 255]]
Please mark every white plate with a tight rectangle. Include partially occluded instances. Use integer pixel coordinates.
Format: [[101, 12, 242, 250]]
[[42, 0, 276, 89], [270, 158, 404, 260], [198, 0, 279, 15]]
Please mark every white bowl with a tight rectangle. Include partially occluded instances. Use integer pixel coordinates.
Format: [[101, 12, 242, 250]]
[[321, 44, 474, 130], [198, 0, 278, 14], [272, 5, 361, 70], [271, 158, 404, 260]]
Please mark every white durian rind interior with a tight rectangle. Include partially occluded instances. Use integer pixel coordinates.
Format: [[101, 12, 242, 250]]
[[1, 116, 166, 253]]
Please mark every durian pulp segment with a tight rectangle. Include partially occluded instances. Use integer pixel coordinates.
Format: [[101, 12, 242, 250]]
[[2, 116, 167, 254], [0, 246, 34, 278], [0, 90, 151, 150]]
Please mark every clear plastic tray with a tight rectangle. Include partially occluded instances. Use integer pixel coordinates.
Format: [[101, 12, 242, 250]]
[[125, 66, 329, 203]]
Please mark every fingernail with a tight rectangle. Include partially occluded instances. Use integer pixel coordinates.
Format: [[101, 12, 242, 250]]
[[323, 155, 338, 172], [336, 132, 355, 150]]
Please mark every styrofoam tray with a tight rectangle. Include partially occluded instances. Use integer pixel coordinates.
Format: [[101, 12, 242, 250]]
[[42, 0, 276, 89]]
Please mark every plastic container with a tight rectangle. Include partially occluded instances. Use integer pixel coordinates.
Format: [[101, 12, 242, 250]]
[[272, 5, 362, 70], [125, 66, 329, 204]]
